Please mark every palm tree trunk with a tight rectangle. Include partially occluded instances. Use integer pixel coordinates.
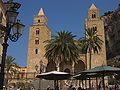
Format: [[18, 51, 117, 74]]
[[56, 62, 60, 71], [85, 54, 87, 69], [89, 48, 92, 90], [89, 49, 92, 69]]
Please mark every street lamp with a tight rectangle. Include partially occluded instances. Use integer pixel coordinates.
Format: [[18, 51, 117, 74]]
[[0, 0, 25, 89]]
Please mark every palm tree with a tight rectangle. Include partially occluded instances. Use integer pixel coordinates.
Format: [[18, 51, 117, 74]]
[[5, 56, 19, 87], [44, 31, 80, 71], [79, 28, 103, 69]]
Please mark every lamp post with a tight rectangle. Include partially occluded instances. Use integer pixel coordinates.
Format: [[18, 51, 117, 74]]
[[0, 0, 24, 89]]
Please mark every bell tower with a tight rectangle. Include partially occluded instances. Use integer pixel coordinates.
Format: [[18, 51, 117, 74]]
[[85, 4, 106, 69], [27, 8, 51, 74]]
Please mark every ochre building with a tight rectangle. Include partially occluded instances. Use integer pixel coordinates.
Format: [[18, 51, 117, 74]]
[[27, 4, 107, 89]]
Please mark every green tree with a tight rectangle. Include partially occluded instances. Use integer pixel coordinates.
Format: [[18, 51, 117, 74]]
[[5, 56, 19, 87], [107, 56, 120, 68], [44, 31, 80, 71], [79, 28, 103, 69]]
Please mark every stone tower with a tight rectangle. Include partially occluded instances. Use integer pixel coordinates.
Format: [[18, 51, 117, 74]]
[[27, 8, 51, 74], [85, 4, 106, 69]]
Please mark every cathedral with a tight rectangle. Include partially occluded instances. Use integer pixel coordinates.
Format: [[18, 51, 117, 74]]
[[27, 3, 106, 89], [0, 0, 119, 89]]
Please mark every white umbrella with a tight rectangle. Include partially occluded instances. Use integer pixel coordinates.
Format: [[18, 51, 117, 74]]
[[36, 71, 71, 80], [36, 71, 72, 90]]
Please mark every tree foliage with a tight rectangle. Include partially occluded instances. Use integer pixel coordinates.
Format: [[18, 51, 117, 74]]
[[44, 31, 80, 70], [5, 56, 19, 85], [79, 28, 103, 69]]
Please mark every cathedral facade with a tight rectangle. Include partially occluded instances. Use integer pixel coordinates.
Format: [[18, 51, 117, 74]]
[[27, 4, 107, 89], [27, 3, 106, 76]]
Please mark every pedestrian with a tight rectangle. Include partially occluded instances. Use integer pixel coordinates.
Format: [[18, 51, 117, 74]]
[[68, 85, 73, 90], [72, 87, 76, 90], [109, 87, 112, 90], [63, 84, 68, 90], [47, 85, 51, 90], [98, 81, 102, 90], [77, 86, 82, 90]]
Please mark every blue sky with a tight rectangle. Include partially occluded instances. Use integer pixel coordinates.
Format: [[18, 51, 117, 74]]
[[7, 0, 120, 66]]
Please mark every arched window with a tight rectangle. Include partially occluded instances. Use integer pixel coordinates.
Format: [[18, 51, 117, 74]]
[[35, 38, 39, 44], [38, 19, 40, 23], [92, 24, 97, 31], [35, 49, 38, 54], [92, 13, 96, 18], [35, 40, 39, 44], [36, 30, 39, 35], [36, 28, 40, 35], [93, 26, 97, 31]]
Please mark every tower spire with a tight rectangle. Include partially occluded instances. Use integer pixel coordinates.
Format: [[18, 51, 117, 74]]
[[34, 8, 47, 24], [38, 8, 45, 16], [89, 3, 97, 10]]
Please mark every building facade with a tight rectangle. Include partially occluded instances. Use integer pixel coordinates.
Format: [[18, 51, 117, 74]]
[[26, 4, 108, 89], [27, 9, 87, 76], [27, 4, 107, 76], [0, 0, 6, 56]]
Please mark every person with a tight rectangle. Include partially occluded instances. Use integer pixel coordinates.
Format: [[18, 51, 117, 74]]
[[77, 86, 82, 90], [91, 83, 95, 90], [109, 87, 112, 90], [56, 86, 59, 90], [72, 87, 76, 90], [47, 85, 51, 90], [68, 85, 73, 90], [98, 81, 102, 90], [63, 84, 68, 90], [31, 87, 35, 90]]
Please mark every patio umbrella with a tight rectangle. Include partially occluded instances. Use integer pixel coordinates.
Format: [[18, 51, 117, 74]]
[[36, 71, 72, 90], [36, 71, 72, 80], [73, 73, 100, 80], [77, 65, 120, 90], [81, 65, 120, 74]]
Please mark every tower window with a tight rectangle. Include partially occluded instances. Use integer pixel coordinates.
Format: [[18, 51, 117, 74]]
[[35, 40, 39, 44], [92, 13, 96, 18], [35, 49, 38, 54], [92, 24, 97, 31], [38, 19, 40, 23], [93, 26, 97, 31], [36, 30, 40, 35]]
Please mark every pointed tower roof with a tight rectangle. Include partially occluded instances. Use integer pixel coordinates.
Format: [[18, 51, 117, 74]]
[[38, 8, 45, 16], [89, 3, 98, 10]]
